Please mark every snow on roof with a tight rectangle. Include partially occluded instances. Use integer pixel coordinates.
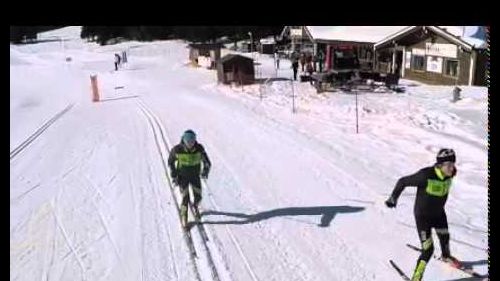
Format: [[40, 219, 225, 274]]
[[305, 26, 408, 43], [260, 37, 276, 44], [438, 26, 465, 37], [437, 26, 486, 49], [220, 54, 253, 62], [462, 37, 487, 48], [375, 26, 486, 50]]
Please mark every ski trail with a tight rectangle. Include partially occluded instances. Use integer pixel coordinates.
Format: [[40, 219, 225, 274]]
[[50, 200, 86, 280], [10, 104, 74, 161], [141, 98, 255, 281], [136, 100, 202, 281]]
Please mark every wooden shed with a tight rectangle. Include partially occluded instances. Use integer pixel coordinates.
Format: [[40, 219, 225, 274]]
[[259, 37, 276, 54], [188, 43, 222, 68], [217, 54, 255, 85]]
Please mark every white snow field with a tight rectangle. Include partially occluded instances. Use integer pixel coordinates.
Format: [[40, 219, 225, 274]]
[[11, 26, 487, 281]]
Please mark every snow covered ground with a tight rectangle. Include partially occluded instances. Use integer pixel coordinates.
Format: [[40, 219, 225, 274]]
[[11, 26, 488, 281]]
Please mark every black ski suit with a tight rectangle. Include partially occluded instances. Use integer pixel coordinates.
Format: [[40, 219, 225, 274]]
[[168, 141, 211, 211], [389, 165, 457, 264]]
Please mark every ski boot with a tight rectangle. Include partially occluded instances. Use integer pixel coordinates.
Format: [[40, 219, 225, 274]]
[[192, 204, 202, 222], [440, 255, 462, 268]]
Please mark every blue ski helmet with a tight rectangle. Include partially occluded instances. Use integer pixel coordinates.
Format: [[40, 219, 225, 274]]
[[182, 129, 196, 144]]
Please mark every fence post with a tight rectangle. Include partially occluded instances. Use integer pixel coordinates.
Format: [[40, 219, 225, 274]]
[[90, 75, 100, 102]]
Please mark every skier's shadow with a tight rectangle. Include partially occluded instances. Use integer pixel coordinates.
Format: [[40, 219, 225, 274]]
[[445, 275, 488, 281], [459, 259, 487, 268], [201, 205, 365, 227]]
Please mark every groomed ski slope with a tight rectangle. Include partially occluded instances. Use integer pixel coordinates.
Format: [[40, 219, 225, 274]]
[[11, 26, 487, 281]]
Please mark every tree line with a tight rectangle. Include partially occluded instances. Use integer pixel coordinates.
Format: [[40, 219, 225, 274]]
[[10, 26, 64, 43], [11, 26, 284, 46], [80, 26, 284, 45]]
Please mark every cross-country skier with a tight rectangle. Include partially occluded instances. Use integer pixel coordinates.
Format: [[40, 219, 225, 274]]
[[385, 148, 460, 281], [168, 129, 211, 228], [114, 53, 121, 71]]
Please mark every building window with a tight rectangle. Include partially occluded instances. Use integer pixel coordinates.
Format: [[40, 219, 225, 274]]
[[358, 46, 373, 61], [411, 55, 425, 71], [445, 59, 459, 77], [333, 48, 359, 69]]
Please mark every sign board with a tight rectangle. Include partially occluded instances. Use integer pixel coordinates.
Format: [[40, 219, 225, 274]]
[[412, 48, 426, 56], [336, 44, 354, 50], [290, 29, 303, 37], [425, 43, 457, 58], [405, 51, 412, 68], [426, 56, 443, 73]]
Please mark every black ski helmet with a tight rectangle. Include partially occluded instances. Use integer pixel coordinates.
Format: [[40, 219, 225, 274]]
[[436, 148, 456, 164]]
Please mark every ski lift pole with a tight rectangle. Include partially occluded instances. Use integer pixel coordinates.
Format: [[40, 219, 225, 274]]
[[355, 89, 359, 134], [260, 80, 264, 101], [240, 72, 244, 91]]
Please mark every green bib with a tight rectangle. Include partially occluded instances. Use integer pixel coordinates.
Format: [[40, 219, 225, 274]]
[[426, 169, 452, 197], [176, 152, 202, 168]]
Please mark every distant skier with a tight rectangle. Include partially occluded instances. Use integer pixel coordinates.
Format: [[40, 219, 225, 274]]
[[291, 52, 299, 81], [317, 50, 325, 73], [168, 129, 211, 228], [274, 50, 280, 69], [312, 53, 318, 72], [299, 52, 306, 72], [114, 53, 121, 71], [385, 148, 460, 281], [122, 51, 127, 64]]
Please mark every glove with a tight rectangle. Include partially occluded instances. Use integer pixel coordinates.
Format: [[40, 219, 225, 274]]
[[385, 196, 397, 208], [201, 169, 209, 179], [170, 170, 178, 185], [172, 176, 179, 186]]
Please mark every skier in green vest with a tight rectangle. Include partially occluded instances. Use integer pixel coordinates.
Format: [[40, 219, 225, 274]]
[[385, 148, 460, 281], [168, 129, 211, 228]]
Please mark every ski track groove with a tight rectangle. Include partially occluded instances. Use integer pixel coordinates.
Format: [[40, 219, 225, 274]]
[[45, 215, 57, 281], [83, 174, 112, 213], [141, 96, 309, 281], [203, 183, 260, 281], [78, 174, 127, 276], [148, 158, 180, 280], [40, 208, 53, 281], [138, 171, 146, 281], [11, 183, 42, 205], [146, 161, 177, 280], [140, 98, 227, 281], [50, 197, 86, 280], [10, 104, 74, 161], [136, 100, 202, 281]]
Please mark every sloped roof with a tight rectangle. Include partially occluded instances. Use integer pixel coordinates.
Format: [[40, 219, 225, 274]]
[[220, 54, 253, 63], [305, 26, 408, 43], [188, 43, 223, 49], [374, 26, 486, 50]]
